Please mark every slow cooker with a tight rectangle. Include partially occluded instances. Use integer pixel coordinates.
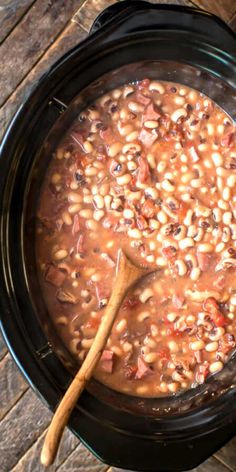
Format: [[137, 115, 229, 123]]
[[0, 2, 236, 471]]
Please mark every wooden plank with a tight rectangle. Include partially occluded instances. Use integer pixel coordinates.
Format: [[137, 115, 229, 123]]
[[0, 389, 51, 471], [0, 21, 86, 142], [72, 0, 193, 33], [0, 0, 84, 107], [0, 331, 8, 360], [72, 0, 121, 32], [191, 0, 236, 23], [229, 13, 236, 32], [215, 437, 236, 472], [0, 353, 28, 421], [0, 0, 36, 44], [57, 442, 109, 472], [12, 428, 79, 472], [110, 456, 232, 472]]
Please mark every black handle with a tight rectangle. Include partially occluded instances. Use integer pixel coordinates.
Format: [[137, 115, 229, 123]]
[[90, 1, 236, 53]]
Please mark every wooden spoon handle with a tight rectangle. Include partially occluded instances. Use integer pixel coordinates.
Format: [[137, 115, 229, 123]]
[[41, 250, 142, 467]]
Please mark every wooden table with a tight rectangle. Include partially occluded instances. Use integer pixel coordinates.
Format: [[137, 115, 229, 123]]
[[0, 1, 236, 471]]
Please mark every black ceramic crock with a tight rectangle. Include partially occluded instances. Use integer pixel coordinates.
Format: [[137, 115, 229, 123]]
[[0, 2, 236, 471]]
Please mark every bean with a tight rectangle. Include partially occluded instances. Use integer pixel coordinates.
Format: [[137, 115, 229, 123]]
[[212, 152, 223, 167], [128, 101, 144, 113], [119, 124, 133, 136], [83, 140, 93, 153], [68, 192, 83, 203], [157, 161, 167, 173], [147, 153, 156, 169], [190, 340, 205, 351], [173, 225, 186, 241], [157, 210, 168, 224], [53, 249, 68, 260], [183, 209, 193, 226], [93, 210, 105, 221], [190, 178, 203, 189], [175, 259, 187, 276], [139, 288, 154, 303], [205, 341, 218, 352], [209, 361, 223, 373], [215, 242, 225, 253], [149, 81, 165, 93], [190, 267, 201, 281], [144, 352, 158, 363], [85, 167, 98, 176], [213, 208, 222, 223], [86, 219, 98, 231], [79, 209, 93, 218], [187, 225, 197, 238], [81, 338, 94, 349], [227, 175, 236, 188], [198, 243, 214, 253], [126, 190, 141, 201], [145, 187, 158, 199], [123, 342, 133, 353], [222, 211, 232, 225], [179, 237, 194, 250], [162, 179, 175, 193], [218, 199, 229, 210], [62, 211, 72, 226], [108, 142, 122, 158], [116, 174, 131, 186], [216, 167, 229, 177], [137, 311, 151, 322], [193, 228, 204, 242], [123, 208, 134, 218], [144, 120, 159, 129], [159, 382, 168, 393], [222, 227, 231, 243], [168, 340, 179, 353], [127, 160, 137, 171], [51, 173, 61, 184], [168, 382, 179, 393], [171, 108, 187, 122], [116, 318, 127, 333], [209, 327, 225, 341], [93, 194, 104, 209], [222, 187, 231, 202], [230, 295, 236, 306], [111, 346, 123, 357], [135, 385, 150, 395], [126, 131, 139, 142], [123, 142, 141, 154], [156, 257, 167, 267], [174, 96, 185, 106], [128, 228, 142, 239]]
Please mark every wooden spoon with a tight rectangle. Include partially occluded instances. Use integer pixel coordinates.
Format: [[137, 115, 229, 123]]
[[41, 249, 154, 467]]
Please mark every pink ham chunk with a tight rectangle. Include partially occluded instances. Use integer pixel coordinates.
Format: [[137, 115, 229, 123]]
[[135, 356, 152, 380], [100, 350, 114, 373], [139, 128, 157, 148], [142, 103, 160, 122], [45, 265, 66, 288], [172, 293, 185, 309], [197, 252, 211, 271]]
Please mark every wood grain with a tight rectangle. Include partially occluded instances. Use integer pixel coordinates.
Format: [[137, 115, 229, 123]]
[[215, 437, 236, 472], [191, 0, 236, 23], [0, 0, 84, 107], [56, 442, 109, 472], [73, 0, 121, 32], [0, 389, 51, 471], [0, 21, 86, 142], [12, 428, 79, 472], [0, 353, 28, 421], [0, 332, 8, 360], [0, 0, 36, 44]]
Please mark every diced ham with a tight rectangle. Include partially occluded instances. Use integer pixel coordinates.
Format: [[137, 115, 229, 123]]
[[172, 293, 185, 309], [125, 363, 138, 379], [142, 103, 160, 122], [139, 129, 157, 148], [141, 200, 156, 218], [135, 356, 152, 380], [203, 297, 227, 327], [197, 252, 211, 271], [136, 215, 148, 230], [137, 156, 150, 183], [221, 132, 235, 147], [136, 92, 151, 106], [100, 128, 114, 144], [45, 265, 66, 288], [122, 296, 140, 310], [189, 146, 200, 162], [99, 350, 114, 373]]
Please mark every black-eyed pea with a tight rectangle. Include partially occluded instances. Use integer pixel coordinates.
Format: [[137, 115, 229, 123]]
[[93, 210, 105, 221], [190, 340, 205, 351], [175, 259, 187, 276], [179, 237, 195, 250], [157, 210, 168, 224], [209, 327, 225, 341], [222, 211, 232, 225], [171, 108, 187, 122], [86, 219, 98, 231], [116, 174, 132, 186], [147, 153, 156, 169], [53, 249, 68, 261], [230, 295, 236, 306], [137, 311, 151, 322], [166, 312, 178, 323], [126, 131, 139, 142], [159, 382, 168, 393], [128, 101, 144, 113], [144, 352, 158, 363], [190, 267, 201, 281], [227, 175, 236, 188], [168, 382, 180, 393], [62, 211, 72, 226], [85, 166, 97, 176], [115, 318, 128, 333], [51, 173, 61, 184], [149, 81, 165, 94], [193, 228, 204, 242], [198, 243, 214, 253], [205, 341, 218, 352], [123, 342, 133, 353], [168, 340, 179, 353], [139, 288, 154, 303], [144, 120, 159, 129], [222, 227, 231, 243], [209, 361, 223, 374], [161, 179, 175, 193], [93, 194, 104, 209], [212, 152, 223, 167], [157, 161, 167, 173], [156, 257, 167, 267]]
